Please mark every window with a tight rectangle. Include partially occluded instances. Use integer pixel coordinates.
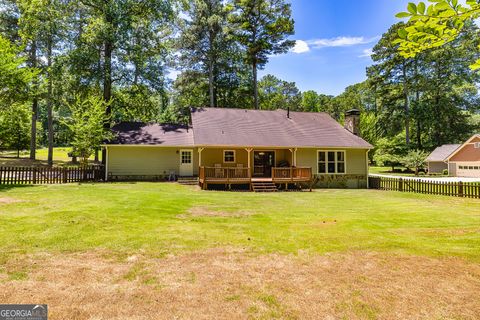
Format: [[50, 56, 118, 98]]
[[223, 150, 236, 163], [318, 151, 346, 174], [475, 142, 480, 149], [181, 151, 192, 164]]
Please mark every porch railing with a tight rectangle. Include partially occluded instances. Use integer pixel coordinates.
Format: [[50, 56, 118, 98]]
[[272, 167, 312, 181], [199, 166, 312, 183], [199, 166, 250, 182]]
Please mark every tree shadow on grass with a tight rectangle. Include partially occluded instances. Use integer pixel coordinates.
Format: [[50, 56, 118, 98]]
[[0, 184, 36, 192]]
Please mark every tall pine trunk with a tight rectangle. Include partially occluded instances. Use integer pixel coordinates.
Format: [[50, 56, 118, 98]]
[[47, 33, 54, 167], [103, 40, 112, 114], [29, 41, 38, 160], [208, 60, 215, 107], [253, 61, 258, 109], [402, 61, 410, 145]]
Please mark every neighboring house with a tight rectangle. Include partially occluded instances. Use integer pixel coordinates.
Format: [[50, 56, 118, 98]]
[[446, 134, 480, 178], [103, 108, 373, 189], [426, 144, 461, 174], [426, 134, 480, 177]]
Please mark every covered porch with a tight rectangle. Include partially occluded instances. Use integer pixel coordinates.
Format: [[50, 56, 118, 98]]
[[197, 147, 313, 190]]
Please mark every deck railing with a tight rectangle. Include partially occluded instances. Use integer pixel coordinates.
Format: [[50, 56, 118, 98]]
[[199, 166, 250, 182], [199, 166, 313, 184], [272, 167, 312, 182]]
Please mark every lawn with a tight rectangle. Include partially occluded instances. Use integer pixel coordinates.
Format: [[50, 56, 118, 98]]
[[369, 165, 447, 177], [0, 147, 101, 167], [1, 183, 479, 319]]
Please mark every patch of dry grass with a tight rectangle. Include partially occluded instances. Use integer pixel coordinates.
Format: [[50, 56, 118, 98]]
[[0, 197, 22, 204], [178, 206, 255, 218], [1, 249, 479, 319]]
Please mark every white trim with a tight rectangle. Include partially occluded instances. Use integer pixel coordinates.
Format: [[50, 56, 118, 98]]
[[317, 150, 347, 175], [198, 148, 204, 167], [105, 146, 109, 181], [179, 149, 194, 176], [366, 149, 370, 188], [223, 150, 236, 163], [102, 144, 372, 150]]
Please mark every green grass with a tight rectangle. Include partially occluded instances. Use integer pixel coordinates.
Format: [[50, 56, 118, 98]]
[[0, 147, 101, 167], [369, 166, 447, 177], [0, 183, 479, 262]]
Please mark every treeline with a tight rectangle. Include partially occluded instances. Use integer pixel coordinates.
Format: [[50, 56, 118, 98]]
[[0, 0, 294, 163], [1, 1, 479, 167]]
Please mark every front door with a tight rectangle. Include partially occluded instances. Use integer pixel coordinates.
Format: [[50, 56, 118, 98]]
[[253, 151, 275, 177], [179, 149, 193, 176]]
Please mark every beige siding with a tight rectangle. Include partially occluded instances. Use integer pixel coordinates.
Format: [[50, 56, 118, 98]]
[[296, 148, 368, 189], [296, 148, 368, 175], [201, 148, 249, 167], [428, 161, 447, 174], [200, 148, 294, 167], [107, 146, 198, 177], [448, 162, 457, 176], [452, 162, 480, 178]]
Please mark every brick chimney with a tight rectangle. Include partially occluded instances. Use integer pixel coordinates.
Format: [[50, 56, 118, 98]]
[[344, 109, 361, 136]]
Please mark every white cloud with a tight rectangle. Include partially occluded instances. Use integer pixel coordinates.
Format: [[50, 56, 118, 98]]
[[306, 36, 378, 49], [359, 48, 374, 58], [291, 40, 310, 54]]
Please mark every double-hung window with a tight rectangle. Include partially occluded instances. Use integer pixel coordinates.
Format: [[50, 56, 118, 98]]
[[223, 150, 236, 163], [318, 151, 346, 174]]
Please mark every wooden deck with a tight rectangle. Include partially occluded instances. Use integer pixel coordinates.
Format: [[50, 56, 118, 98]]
[[199, 166, 313, 190]]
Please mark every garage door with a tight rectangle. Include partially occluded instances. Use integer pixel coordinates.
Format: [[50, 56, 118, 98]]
[[457, 163, 480, 178]]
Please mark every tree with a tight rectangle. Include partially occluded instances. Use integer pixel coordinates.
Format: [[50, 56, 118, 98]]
[[0, 35, 36, 108], [0, 104, 31, 157], [401, 149, 428, 175], [373, 133, 408, 171], [396, 0, 480, 70], [178, 0, 230, 107], [368, 23, 414, 145], [230, 0, 295, 109], [258, 74, 301, 110], [367, 21, 480, 149], [63, 95, 111, 165]]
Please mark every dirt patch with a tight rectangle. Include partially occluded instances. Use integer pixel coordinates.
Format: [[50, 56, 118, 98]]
[[395, 227, 480, 236], [0, 197, 22, 204], [1, 249, 479, 319], [178, 206, 254, 218]]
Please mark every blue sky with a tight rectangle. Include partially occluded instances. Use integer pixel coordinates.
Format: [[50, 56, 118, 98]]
[[259, 0, 411, 96]]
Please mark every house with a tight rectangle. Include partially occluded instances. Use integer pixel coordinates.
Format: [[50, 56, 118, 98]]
[[446, 134, 480, 178], [426, 144, 461, 174], [103, 108, 373, 190], [426, 134, 480, 177]]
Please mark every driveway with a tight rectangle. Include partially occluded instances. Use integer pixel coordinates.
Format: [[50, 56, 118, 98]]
[[369, 173, 480, 183]]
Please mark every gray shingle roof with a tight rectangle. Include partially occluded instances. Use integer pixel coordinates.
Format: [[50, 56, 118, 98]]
[[109, 122, 194, 146], [426, 144, 461, 162], [191, 108, 372, 148]]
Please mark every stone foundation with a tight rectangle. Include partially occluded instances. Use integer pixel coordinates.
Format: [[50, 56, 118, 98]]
[[313, 174, 368, 189]]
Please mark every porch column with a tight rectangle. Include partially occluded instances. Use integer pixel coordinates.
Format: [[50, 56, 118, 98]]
[[289, 148, 297, 167], [198, 148, 204, 167], [245, 148, 253, 177]]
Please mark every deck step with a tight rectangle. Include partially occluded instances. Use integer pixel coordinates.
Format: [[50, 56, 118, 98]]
[[251, 181, 277, 192], [178, 177, 199, 185]]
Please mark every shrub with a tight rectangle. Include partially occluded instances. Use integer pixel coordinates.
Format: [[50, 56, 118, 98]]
[[401, 150, 428, 176], [442, 169, 449, 176], [418, 171, 426, 176]]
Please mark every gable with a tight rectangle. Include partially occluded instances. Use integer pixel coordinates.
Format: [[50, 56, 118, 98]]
[[426, 144, 461, 162], [450, 143, 480, 162]]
